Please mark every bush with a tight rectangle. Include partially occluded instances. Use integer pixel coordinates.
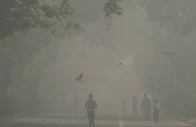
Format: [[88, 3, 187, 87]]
[[0, 93, 17, 119]]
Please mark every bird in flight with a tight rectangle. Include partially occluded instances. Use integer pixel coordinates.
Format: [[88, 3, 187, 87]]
[[75, 72, 84, 83], [119, 62, 123, 67], [162, 52, 176, 56]]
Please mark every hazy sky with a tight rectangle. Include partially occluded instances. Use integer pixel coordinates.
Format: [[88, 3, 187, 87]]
[[6, 0, 196, 115]]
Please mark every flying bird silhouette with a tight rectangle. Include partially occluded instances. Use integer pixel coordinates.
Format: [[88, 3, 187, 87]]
[[119, 62, 123, 67], [75, 72, 84, 83], [162, 52, 176, 56]]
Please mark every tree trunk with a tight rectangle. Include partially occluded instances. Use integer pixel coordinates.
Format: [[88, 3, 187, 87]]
[[19, 72, 42, 115]]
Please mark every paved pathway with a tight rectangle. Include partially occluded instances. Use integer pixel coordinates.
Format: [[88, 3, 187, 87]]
[[2, 115, 193, 127]]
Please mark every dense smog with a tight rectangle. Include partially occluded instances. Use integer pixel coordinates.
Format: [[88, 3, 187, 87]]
[[0, 0, 196, 127]]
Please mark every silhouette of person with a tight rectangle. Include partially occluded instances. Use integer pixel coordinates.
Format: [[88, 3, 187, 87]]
[[123, 99, 126, 115], [140, 101, 143, 115], [153, 100, 161, 123], [132, 96, 138, 115], [142, 93, 151, 121], [74, 95, 79, 115], [85, 94, 97, 127]]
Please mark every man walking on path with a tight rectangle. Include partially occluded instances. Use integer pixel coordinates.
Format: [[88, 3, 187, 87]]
[[140, 100, 143, 115], [142, 93, 151, 121], [132, 96, 138, 115], [123, 99, 126, 116], [74, 95, 79, 115], [85, 94, 97, 127]]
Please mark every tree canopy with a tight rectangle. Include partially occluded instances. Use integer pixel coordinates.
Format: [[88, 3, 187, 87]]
[[138, 0, 196, 35], [0, 0, 124, 93], [0, 0, 74, 39], [104, 0, 123, 18]]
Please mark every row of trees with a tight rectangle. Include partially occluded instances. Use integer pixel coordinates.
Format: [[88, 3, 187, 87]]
[[0, 0, 123, 116], [1, 0, 196, 117], [0, 0, 123, 92], [135, 0, 196, 117]]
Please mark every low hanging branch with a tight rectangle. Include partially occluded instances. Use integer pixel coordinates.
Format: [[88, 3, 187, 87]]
[[0, 0, 74, 39], [104, 0, 123, 18]]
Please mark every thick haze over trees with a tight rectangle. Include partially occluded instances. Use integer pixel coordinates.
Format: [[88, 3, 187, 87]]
[[1, 0, 196, 117]]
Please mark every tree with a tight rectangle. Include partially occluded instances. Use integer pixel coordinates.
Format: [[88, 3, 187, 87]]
[[0, 0, 124, 116], [134, 1, 196, 117], [0, 0, 75, 94], [138, 0, 196, 35], [0, 48, 12, 93], [0, 0, 124, 93], [0, 0, 74, 39], [0, 0, 124, 39], [104, 0, 123, 18]]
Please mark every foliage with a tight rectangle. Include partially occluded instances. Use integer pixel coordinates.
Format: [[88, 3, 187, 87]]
[[0, 0, 124, 39], [138, 0, 196, 35], [0, 0, 74, 39], [0, 0, 75, 93], [0, 48, 13, 93], [104, 0, 123, 18], [0, 0, 125, 96], [131, 0, 196, 117]]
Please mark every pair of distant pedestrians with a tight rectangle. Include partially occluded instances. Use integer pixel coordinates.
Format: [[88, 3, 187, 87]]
[[141, 93, 161, 123]]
